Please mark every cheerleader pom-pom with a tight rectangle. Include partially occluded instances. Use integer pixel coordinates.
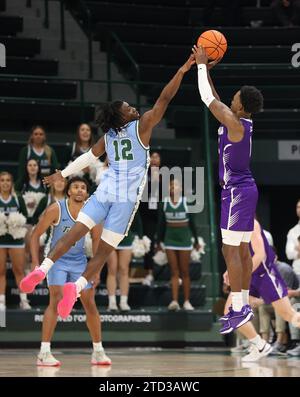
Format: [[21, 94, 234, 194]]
[[142, 235, 151, 253], [0, 212, 7, 236], [84, 232, 93, 258], [197, 236, 206, 254], [153, 250, 168, 266], [132, 236, 146, 258], [39, 232, 47, 246], [89, 160, 105, 184], [6, 212, 27, 227], [190, 249, 201, 262], [7, 212, 27, 239], [67, 161, 85, 178]]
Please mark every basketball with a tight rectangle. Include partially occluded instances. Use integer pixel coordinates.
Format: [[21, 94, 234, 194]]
[[197, 30, 227, 60]]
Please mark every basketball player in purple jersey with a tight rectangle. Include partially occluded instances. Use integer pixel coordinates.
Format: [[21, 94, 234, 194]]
[[192, 45, 264, 333], [222, 219, 300, 362]]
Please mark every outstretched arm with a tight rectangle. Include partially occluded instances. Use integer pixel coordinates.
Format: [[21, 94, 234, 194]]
[[30, 203, 59, 267], [138, 54, 195, 147], [43, 137, 105, 187], [192, 45, 244, 139]]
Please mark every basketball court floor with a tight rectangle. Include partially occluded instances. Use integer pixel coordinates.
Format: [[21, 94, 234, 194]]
[[0, 348, 299, 377]]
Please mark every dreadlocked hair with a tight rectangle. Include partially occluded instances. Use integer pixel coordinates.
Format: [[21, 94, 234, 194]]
[[95, 101, 125, 133]]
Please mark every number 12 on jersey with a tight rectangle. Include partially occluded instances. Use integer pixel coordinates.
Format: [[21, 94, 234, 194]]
[[113, 139, 134, 161]]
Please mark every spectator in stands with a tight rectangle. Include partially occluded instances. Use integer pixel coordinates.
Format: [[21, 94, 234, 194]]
[[286, 266, 300, 356], [271, 0, 300, 26], [263, 229, 274, 247], [258, 255, 299, 354], [285, 199, 300, 271], [203, 0, 242, 26], [156, 179, 199, 311], [48, 178, 67, 205], [0, 172, 31, 310], [16, 126, 59, 188], [292, 236, 300, 275], [70, 124, 94, 159], [106, 213, 143, 312], [140, 152, 162, 286], [70, 123, 103, 193], [34, 178, 67, 225]]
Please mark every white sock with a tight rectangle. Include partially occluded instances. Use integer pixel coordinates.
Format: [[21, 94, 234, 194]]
[[19, 293, 27, 302], [0, 294, 5, 304], [249, 335, 265, 350], [242, 289, 249, 305], [40, 342, 51, 354], [75, 276, 88, 294], [120, 295, 128, 305], [109, 295, 116, 305], [231, 292, 243, 312], [40, 258, 54, 274], [93, 342, 103, 352]]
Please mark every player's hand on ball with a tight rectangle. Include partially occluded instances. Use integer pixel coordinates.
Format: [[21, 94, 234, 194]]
[[207, 58, 222, 70], [192, 45, 208, 65], [180, 53, 196, 73], [43, 170, 65, 187]]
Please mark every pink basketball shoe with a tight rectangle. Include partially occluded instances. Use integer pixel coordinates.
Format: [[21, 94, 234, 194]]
[[57, 282, 77, 319], [20, 267, 46, 293]]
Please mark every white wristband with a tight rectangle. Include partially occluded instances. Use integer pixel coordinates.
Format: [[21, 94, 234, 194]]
[[197, 64, 215, 107], [61, 149, 98, 178]]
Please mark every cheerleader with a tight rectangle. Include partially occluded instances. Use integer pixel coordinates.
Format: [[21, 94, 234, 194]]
[[0, 172, 31, 310], [156, 179, 199, 311]]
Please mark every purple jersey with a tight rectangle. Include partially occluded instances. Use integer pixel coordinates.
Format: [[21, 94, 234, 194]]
[[218, 118, 255, 189]]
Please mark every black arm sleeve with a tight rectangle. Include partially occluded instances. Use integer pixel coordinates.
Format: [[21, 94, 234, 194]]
[[155, 202, 166, 244]]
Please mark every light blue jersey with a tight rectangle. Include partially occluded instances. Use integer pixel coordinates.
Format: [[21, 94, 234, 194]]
[[98, 120, 150, 200], [46, 199, 90, 287], [80, 120, 150, 239]]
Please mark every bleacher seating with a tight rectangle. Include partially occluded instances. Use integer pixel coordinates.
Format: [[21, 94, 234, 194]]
[[85, 1, 300, 139], [0, 6, 95, 138]]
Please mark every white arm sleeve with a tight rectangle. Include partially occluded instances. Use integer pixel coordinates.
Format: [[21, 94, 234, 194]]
[[61, 149, 99, 178], [197, 64, 215, 107]]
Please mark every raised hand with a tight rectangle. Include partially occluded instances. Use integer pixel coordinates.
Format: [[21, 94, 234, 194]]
[[192, 44, 208, 65], [207, 57, 222, 70], [180, 53, 196, 74], [43, 170, 65, 187]]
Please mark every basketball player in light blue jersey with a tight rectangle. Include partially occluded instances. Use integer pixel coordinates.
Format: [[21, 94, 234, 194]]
[[30, 177, 111, 367], [21, 53, 196, 318]]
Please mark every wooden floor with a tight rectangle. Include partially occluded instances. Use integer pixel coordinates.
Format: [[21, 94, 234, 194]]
[[0, 348, 299, 377]]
